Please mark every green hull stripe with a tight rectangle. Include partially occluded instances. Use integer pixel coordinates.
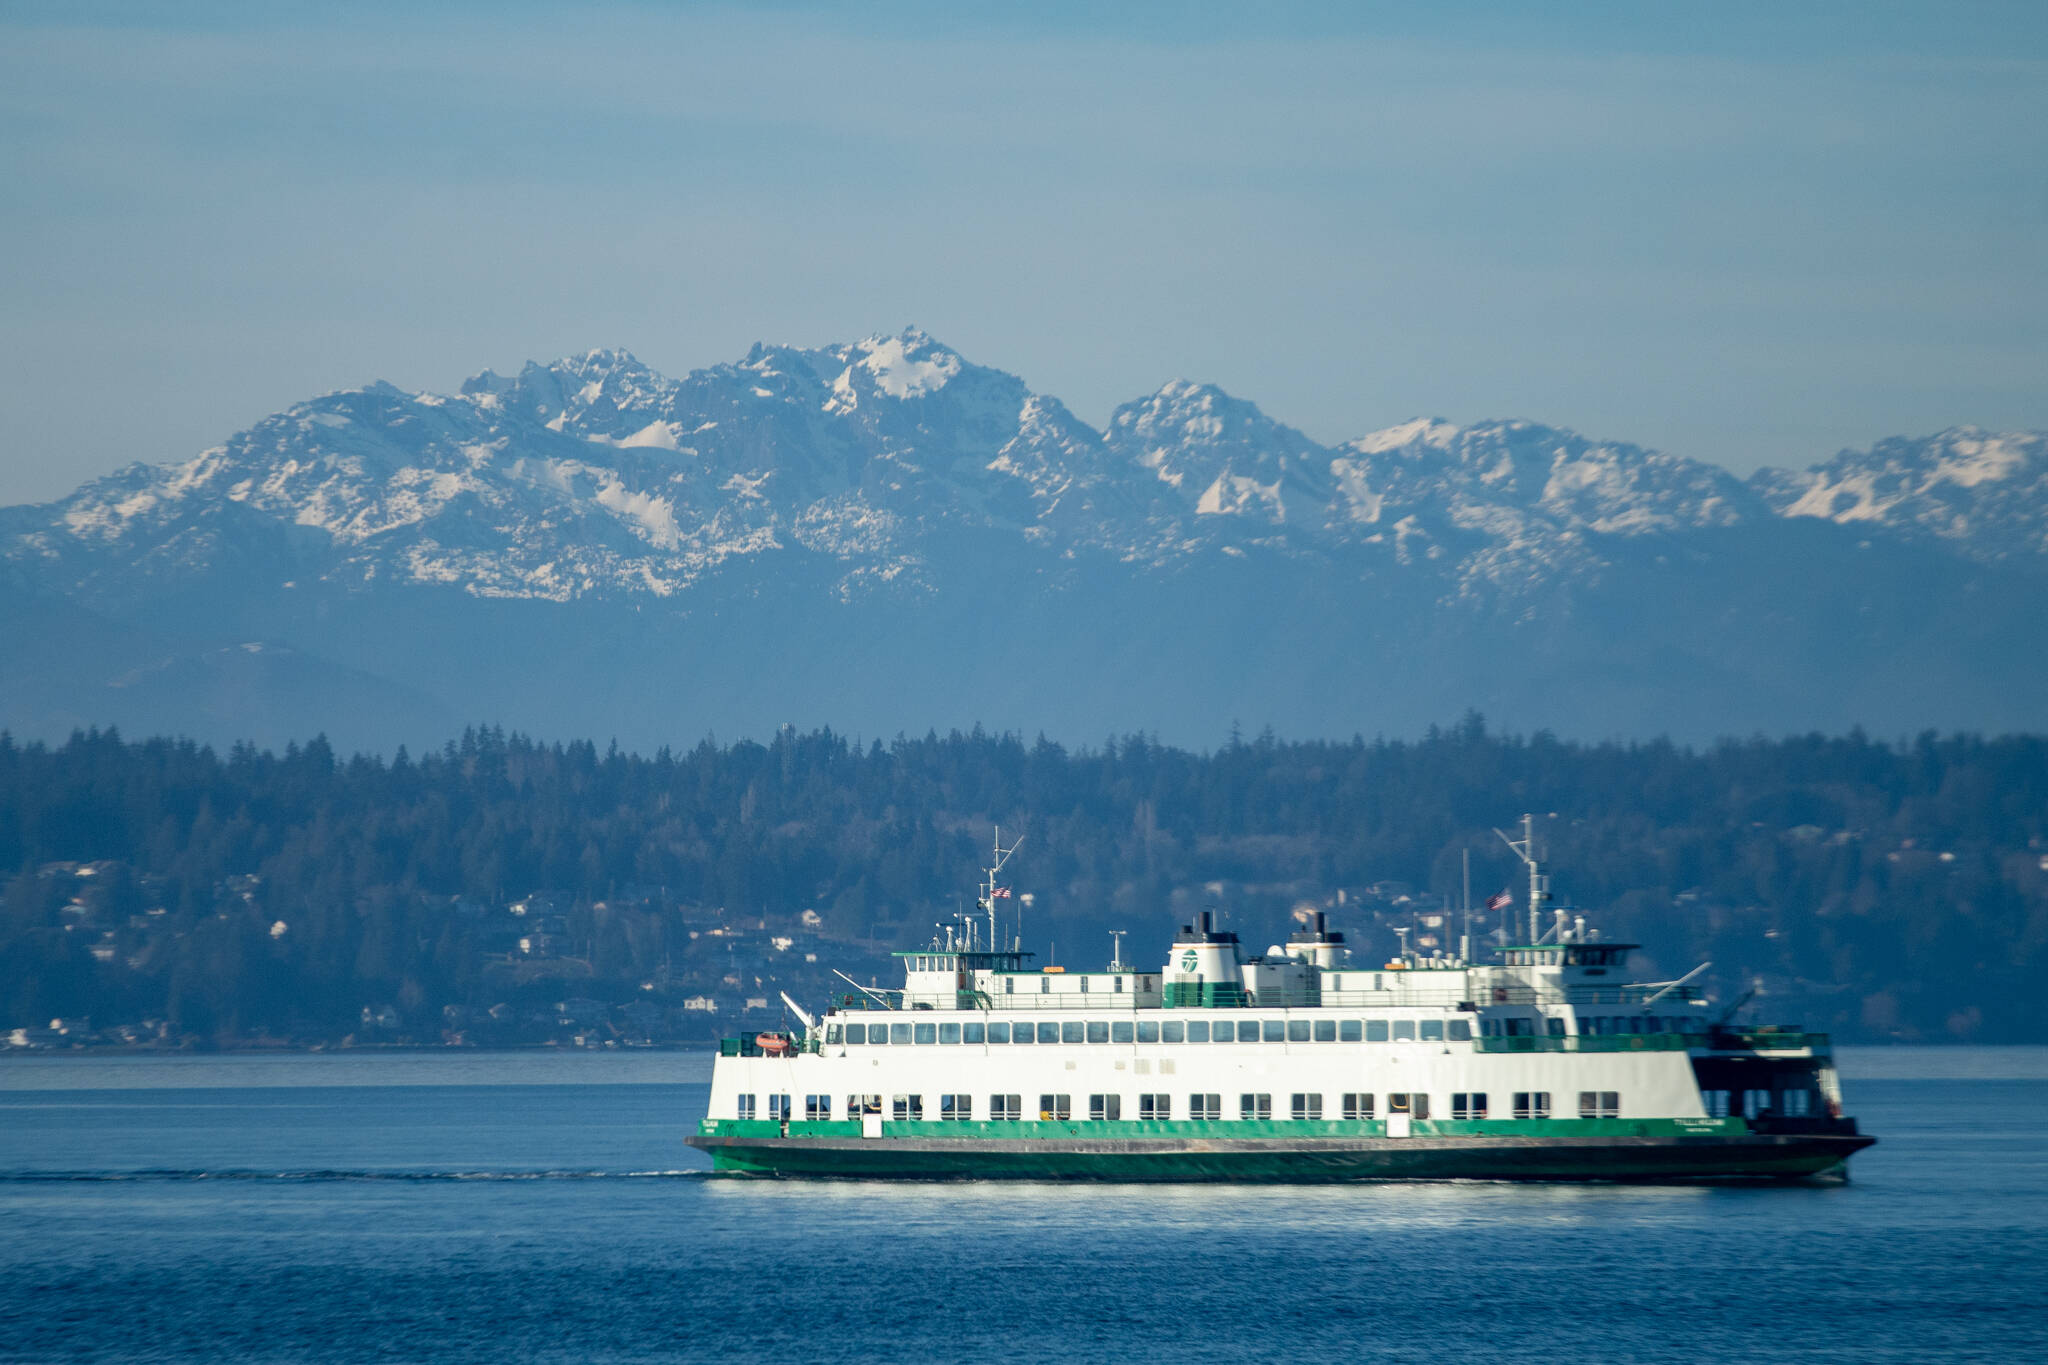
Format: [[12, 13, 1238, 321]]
[[688, 1133, 1870, 1182]]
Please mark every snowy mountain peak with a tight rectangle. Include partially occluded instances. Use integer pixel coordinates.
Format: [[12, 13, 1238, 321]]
[[1111, 379, 1324, 457], [817, 328, 964, 405], [1752, 425, 2048, 560], [1104, 379, 1329, 526], [1324, 418, 1761, 549], [452, 348, 673, 437], [1346, 418, 1462, 455]]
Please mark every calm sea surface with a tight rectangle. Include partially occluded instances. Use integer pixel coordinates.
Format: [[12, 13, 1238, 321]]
[[3, 1048, 2046, 1364]]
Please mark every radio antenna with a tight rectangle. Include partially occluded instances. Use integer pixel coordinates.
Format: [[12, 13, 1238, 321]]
[[1461, 848, 1472, 964], [979, 826, 1023, 957], [1494, 814, 1548, 944]]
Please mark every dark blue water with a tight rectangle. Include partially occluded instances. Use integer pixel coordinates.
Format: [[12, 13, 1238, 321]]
[[3, 1050, 2045, 1364]]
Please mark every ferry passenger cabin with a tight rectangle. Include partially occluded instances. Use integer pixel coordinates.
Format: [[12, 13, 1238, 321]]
[[713, 909, 1843, 1134]]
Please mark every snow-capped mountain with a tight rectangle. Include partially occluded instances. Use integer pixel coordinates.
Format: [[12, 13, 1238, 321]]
[[1753, 427, 2048, 561], [1105, 379, 1334, 532], [4, 330, 2045, 751]]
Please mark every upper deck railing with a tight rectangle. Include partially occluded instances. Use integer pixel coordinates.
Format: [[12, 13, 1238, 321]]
[[716, 1027, 1828, 1059], [829, 983, 1709, 1013]]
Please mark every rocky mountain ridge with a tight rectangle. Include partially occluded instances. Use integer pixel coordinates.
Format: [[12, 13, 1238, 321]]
[[4, 329, 2045, 750], [16, 330, 2045, 611]]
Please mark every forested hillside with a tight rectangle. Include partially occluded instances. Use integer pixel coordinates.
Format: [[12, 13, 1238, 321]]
[[3, 720, 2045, 1048]]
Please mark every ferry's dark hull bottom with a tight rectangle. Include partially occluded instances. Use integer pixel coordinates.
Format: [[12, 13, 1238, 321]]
[[685, 1132, 1875, 1182]]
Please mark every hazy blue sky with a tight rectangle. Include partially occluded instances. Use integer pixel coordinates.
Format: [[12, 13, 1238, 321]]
[[3, 1, 2044, 504]]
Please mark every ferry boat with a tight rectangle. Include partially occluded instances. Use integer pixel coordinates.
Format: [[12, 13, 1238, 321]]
[[686, 820, 1874, 1181]]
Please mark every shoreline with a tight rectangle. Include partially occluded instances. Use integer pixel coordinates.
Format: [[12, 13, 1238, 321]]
[[7, 1038, 2042, 1057], [6, 1043, 2048, 1089]]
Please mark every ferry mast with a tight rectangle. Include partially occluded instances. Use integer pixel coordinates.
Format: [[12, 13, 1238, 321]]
[[1495, 813, 1550, 944], [979, 827, 1023, 952]]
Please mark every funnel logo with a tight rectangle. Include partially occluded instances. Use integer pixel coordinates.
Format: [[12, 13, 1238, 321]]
[[1180, 950, 1198, 974]]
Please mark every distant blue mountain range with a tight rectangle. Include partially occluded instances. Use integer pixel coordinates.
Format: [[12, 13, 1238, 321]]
[[5, 329, 2045, 751]]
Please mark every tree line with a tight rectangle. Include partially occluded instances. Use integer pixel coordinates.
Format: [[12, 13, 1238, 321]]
[[2, 717, 2044, 1044]]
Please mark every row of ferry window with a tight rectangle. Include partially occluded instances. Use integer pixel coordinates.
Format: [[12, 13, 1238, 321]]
[[1702, 1088, 1816, 1118], [828, 1017, 1477, 1046], [1479, 1015, 1693, 1038], [1001, 976, 1156, 994], [1502, 948, 1630, 967], [731, 1090, 1623, 1121], [1580, 1015, 1693, 1035]]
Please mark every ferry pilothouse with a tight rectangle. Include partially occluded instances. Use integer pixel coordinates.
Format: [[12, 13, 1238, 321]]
[[686, 820, 1875, 1180]]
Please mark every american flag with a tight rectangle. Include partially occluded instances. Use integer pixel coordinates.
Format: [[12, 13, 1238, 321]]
[[992, 887, 1012, 899], [1485, 889, 1513, 913]]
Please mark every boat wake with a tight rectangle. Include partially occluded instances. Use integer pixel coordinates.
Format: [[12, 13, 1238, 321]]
[[0, 1167, 711, 1184]]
